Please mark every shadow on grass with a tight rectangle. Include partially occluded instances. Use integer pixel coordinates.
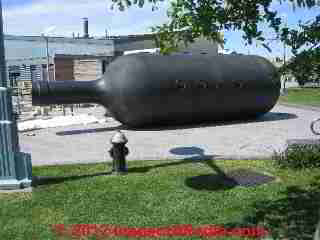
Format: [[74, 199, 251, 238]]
[[130, 146, 238, 191], [225, 176, 320, 240], [32, 171, 112, 187], [128, 146, 221, 174], [55, 112, 297, 135], [185, 173, 238, 191], [175, 147, 238, 191], [32, 146, 219, 186], [127, 157, 220, 173], [170, 147, 276, 191]]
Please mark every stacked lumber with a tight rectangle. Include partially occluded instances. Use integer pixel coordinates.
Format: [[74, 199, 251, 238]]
[[74, 59, 103, 81]]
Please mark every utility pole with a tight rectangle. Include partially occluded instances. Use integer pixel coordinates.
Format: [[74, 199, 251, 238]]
[[42, 34, 50, 82], [282, 19, 288, 92], [0, 0, 5, 88], [46, 36, 50, 82], [41, 26, 56, 82], [283, 34, 287, 91], [0, 0, 32, 190]]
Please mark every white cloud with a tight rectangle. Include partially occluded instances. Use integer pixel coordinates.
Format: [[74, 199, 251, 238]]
[[2, 0, 171, 37]]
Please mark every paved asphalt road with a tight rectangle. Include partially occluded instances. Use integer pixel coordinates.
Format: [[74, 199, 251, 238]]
[[19, 104, 320, 166]]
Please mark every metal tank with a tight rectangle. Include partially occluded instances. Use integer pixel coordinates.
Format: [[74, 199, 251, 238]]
[[32, 54, 281, 127]]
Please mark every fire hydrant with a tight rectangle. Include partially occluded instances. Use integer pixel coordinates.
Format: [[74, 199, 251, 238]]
[[109, 131, 129, 174]]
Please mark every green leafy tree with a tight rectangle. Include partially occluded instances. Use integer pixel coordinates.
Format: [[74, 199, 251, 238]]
[[280, 15, 320, 85], [110, 0, 319, 83]]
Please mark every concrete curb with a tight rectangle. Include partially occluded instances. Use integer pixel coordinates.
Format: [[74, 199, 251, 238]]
[[0, 187, 32, 193], [31, 155, 274, 167]]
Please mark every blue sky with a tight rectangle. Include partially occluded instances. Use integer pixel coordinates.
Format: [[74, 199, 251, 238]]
[[2, 0, 319, 58]]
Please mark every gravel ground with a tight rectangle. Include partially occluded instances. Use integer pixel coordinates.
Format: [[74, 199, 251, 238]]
[[19, 104, 320, 166]]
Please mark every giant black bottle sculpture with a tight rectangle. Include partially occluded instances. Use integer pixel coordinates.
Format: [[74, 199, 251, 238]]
[[32, 54, 281, 128]]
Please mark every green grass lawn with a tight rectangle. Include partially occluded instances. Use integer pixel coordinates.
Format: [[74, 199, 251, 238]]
[[1, 159, 320, 240], [279, 87, 320, 107]]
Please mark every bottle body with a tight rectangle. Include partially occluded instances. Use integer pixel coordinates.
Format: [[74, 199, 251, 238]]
[[32, 54, 281, 127]]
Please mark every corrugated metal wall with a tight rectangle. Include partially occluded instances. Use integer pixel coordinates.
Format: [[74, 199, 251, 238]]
[[8, 64, 44, 85]]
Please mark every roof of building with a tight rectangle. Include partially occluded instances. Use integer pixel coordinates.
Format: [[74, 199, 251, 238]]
[[4, 34, 219, 64], [103, 33, 155, 41], [4, 35, 114, 63], [4, 34, 157, 63], [5, 35, 113, 45]]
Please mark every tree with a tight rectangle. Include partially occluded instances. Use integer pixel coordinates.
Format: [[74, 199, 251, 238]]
[[284, 47, 320, 86], [110, 0, 319, 82], [280, 15, 320, 85]]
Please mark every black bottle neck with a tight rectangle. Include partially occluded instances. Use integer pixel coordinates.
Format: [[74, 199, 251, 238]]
[[32, 80, 101, 106]]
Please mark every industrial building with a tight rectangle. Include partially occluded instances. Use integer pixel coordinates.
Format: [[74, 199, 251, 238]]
[[4, 18, 218, 115], [5, 36, 120, 113], [4, 18, 158, 114]]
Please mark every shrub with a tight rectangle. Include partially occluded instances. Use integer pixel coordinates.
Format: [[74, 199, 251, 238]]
[[273, 143, 320, 169]]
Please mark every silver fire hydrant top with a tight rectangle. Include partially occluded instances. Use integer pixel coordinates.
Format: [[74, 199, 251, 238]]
[[110, 131, 128, 144], [311, 118, 320, 136]]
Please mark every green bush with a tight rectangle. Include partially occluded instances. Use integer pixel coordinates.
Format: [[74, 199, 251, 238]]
[[273, 143, 320, 169]]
